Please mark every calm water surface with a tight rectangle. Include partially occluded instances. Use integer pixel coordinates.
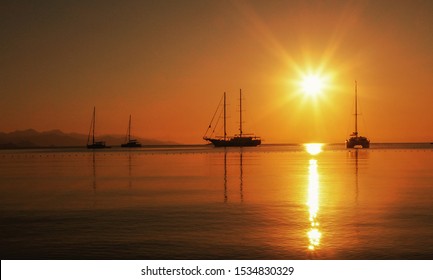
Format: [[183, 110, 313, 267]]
[[1, 144, 433, 259]]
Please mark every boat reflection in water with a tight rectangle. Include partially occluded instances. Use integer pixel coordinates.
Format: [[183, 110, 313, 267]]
[[304, 143, 323, 251], [222, 148, 244, 203]]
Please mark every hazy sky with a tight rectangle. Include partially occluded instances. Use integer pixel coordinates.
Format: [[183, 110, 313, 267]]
[[1, 0, 433, 143]]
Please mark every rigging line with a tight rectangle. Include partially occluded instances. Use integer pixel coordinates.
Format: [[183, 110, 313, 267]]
[[359, 106, 368, 135], [127, 115, 131, 142], [87, 110, 94, 145], [203, 94, 224, 137], [124, 125, 129, 142], [211, 107, 224, 136], [87, 123, 92, 145], [346, 90, 357, 136], [355, 87, 368, 135], [358, 99, 369, 135]]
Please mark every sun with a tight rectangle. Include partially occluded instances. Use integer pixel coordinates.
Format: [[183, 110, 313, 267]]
[[305, 143, 323, 155], [300, 74, 325, 96]]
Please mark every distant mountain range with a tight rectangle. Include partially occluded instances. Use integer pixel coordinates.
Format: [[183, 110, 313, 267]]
[[0, 129, 177, 149]]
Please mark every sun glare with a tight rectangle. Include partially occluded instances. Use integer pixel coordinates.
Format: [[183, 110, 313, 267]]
[[300, 74, 325, 96], [305, 143, 323, 155]]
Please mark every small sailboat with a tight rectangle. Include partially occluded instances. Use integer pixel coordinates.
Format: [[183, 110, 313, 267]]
[[121, 115, 142, 148], [204, 89, 261, 147], [87, 106, 109, 149], [346, 81, 370, 148]]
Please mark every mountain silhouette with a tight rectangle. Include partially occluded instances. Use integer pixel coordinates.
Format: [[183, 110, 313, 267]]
[[0, 129, 177, 149]]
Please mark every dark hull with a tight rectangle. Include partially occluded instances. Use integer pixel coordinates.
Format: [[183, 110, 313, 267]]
[[346, 137, 370, 148], [87, 141, 109, 149], [206, 137, 261, 147], [121, 141, 142, 148]]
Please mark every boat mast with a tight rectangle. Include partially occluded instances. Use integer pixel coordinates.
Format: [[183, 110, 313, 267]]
[[223, 92, 227, 141], [92, 106, 96, 145], [354, 81, 358, 137], [239, 89, 243, 137], [128, 115, 131, 142]]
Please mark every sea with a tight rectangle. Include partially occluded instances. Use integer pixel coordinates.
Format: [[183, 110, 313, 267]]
[[1, 143, 433, 260]]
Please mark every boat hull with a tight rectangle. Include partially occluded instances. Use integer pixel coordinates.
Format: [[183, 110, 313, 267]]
[[205, 137, 261, 147], [346, 136, 370, 148], [87, 141, 109, 149], [121, 141, 142, 148]]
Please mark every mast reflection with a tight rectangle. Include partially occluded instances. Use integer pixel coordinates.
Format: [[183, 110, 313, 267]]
[[128, 151, 133, 189], [224, 149, 227, 202], [239, 148, 243, 202], [90, 151, 98, 208], [354, 149, 359, 203], [348, 149, 368, 205], [222, 148, 244, 203], [92, 151, 96, 191]]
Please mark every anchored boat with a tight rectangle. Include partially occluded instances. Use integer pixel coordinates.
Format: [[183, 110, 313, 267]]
[[121, 115, 142, 148], [87, 106, 110, 149], [204, 89, 261, 147], [346, 81, 370, 148]]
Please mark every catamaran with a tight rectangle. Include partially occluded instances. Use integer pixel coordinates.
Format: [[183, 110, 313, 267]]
[[203, 89, 261, 147], [346, 81, 370, 148], [87, 106, 109, 149], [121, 115, 142, 147]]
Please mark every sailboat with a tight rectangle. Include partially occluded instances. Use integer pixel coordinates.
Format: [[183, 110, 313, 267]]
[[87, 106, 109, 149], [121, 115, 142, 147], [203, 89, 261, 147], [346, 81, 370, 148]]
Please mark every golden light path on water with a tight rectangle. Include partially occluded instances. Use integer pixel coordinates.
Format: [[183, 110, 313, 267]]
[[304, 143, 323, 251]]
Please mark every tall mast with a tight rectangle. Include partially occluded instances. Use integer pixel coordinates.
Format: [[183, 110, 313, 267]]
[[239, 89, 243, 137], [355, 81, 358, 136], [92, 106, 96, 145], [223, 92, 227, 141], [128, 115, 131, 142]]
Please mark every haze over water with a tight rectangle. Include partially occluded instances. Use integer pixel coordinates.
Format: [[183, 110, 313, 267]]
[[1, 143, 433, 259]]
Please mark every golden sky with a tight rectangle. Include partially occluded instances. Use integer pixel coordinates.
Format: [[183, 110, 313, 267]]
[[1, 0, 432, 144]]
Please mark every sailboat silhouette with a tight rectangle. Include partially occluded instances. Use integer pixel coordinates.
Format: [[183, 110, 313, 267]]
[[121, 115, 142, 148], [204, 89, 261, 147], [87, 106, 109, 149], [346, 81, 370, 148]]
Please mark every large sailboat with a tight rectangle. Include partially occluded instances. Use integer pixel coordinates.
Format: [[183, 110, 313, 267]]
[[87, 106, 109, 149], [121, 115, 142, 148], [203, 89, 261, 147], [346, 81, 370, 148]]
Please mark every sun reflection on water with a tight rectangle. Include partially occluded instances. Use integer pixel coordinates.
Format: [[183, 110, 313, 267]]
[[307, 159, 321, 250], [305, 145, 322, 251]]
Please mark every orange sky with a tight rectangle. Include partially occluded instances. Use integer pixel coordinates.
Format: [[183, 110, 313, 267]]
[[1, 0, 432, 144]]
